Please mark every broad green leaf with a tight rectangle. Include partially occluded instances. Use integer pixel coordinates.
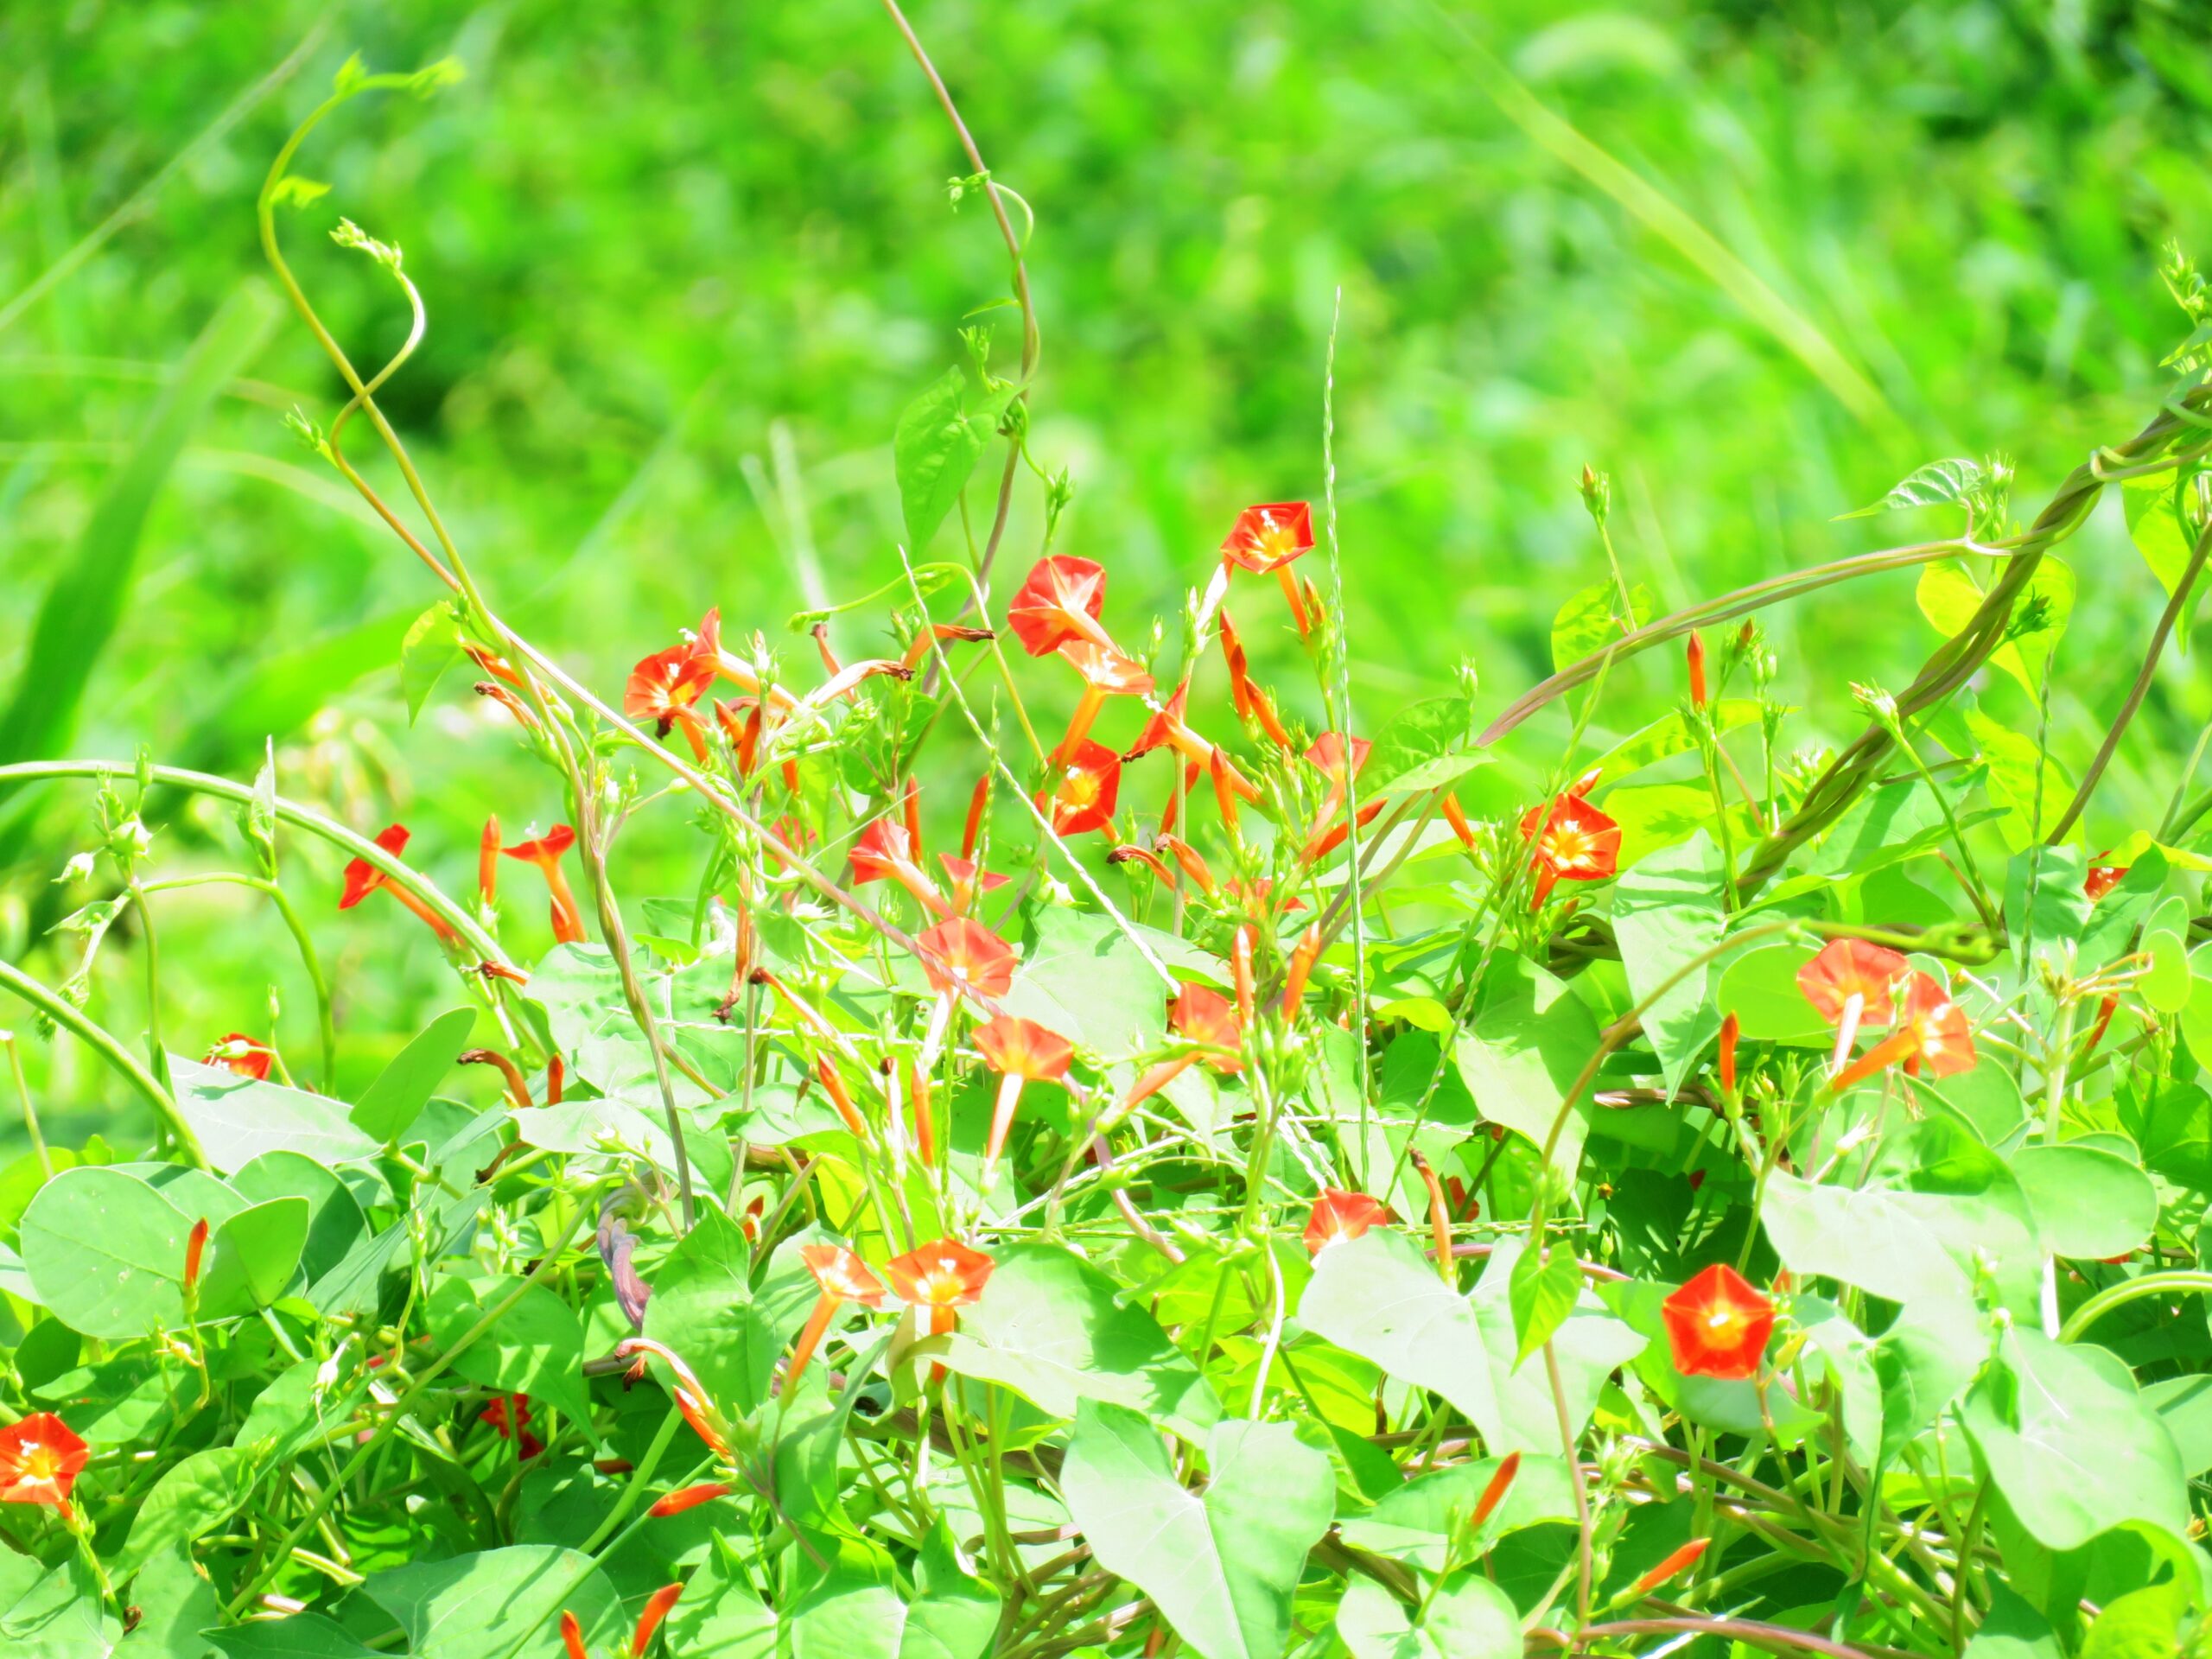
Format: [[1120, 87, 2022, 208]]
[[128, 1544, 225, 1658], [208, 1614, 383, 1657], [1300, 1230, 1501, 1434], [197, 1195, 310, 1319], [1549, 580, 1653, 672], [663, 1538, 778, 1657], [2078, 853, 2169, 976], [1609, 832, 1726, 1095], [2120, 1081, 2212, 1194], [1337, 1570, 1520, 1659], [231, 1151, 367, 1284], [1454, 956, 1601, 1173], [2139, 894, 2192, 1014], [1810, 766, 1985, 878], [1363, 695, 1488, 794], [172, 1058, 380, 1172], [351, 1007, 478, 1142], [995, 906, 1185, 1058], [1971, 709, 2077, 852], [1760, 1110, 2041, 1314], [20, 1166, 191, 1338], [0, 1555, 112, 1657], [1916, 556, 2071, 697], [1960, 1328, 2188, 1551], [1059, 1400, 1334, 1659], [1795, 1296, 1884, 1464], [1586, 699, 1760, 782], [2141, 1376, 2212, 1477], [427, 1271, 595, 1432], [2123, 474, 2208, 652], [2080, 1581, 2193, 1659], [1471, 1239, 1645, 1452], [1962, 1586, 2066, 1659], [362, 1545, 624, 1659], [2005, 843, 2093, 975], [1715, 944, 1828, 1045], [1338, 1454, 1576, 1571], [940, 1241, 1219, 1440], [893, 367, 1015, 552], [643, 1205, 808, 1417], [117, 1445, 251, 1576], [1874, 1294, 1989, 1465], [1508, 1241, 1581, 1366], [2182, 946, 2212, 1075], [2010, 1144, 2157, 1261], [0, 284, 278, 791], [399, 601, 463, 725], [1845, 457, 1988, 519]]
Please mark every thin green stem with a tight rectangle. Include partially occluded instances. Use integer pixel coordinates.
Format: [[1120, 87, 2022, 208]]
[[0, 957, 205, 1168]]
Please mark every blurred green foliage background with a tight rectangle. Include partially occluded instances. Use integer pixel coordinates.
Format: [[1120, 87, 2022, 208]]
[[3, 0, 2212, 1135]]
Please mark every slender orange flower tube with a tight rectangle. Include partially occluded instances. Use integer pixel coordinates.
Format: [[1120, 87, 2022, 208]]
[[1300, 799, 1387, 867], [962, 774, 991, 858], [649, 1480, 734, 1517], [630, 1585, 683, 1657], [1126, 688, 1261, 801], [1208, 747, 1243, 834], [184, 1217, 210, 1294], [0, 1413, 87, 1510], [560, 1610, 588, 1659], [1221, 501, 1315, 635], [1830, 969, 1976, 1090], [205, 1033, 272, 1080], [503, 826, 588, 944], [1796, 938, 1908, 1077], [1007, 556, 1116, 656], [1304, 1188, 1389, 1255], [1152, 834, 1217, 894], [1718, 1012, 1739, 1097], [884, 1239, 995, 1343], [1632, 1537, 1713, 1599], [1409, 1149, 1454, 1284], [1231, 927, 1256, 1027], [474, 678, 542, 732], [813, 1057, 868, 1139], [1106, 843, 1179, 887], [338, 824, 458, 944], [1440, 791, 1478, 851], [1518, 791, 1621, 908], [461, 1048, 534, 1111], [612, 1337, 734, 1459], [1217, 609, 1296, 751], [479, 817, 502, 906], [1471, 1451, 1521, 1531], [916, 917, 1019, 1002], [1687, 630, 1708, 709], [1055, 640, 1154, 758], [623, 643, 715, 761], [786, 1244, 887, 1394], [975, 1015, 1076, 1186], [1043, 740, 1122, 837], [849, 819, 950, 916], [1662, 1263, 1775, 1380], [900, 621, 997, 673]]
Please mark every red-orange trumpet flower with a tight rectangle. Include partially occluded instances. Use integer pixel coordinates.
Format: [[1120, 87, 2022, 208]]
[[0, 1414, 86, 1510], [1830, 969, 1976, 1090], [479, 1392, 543, 1459], [1718, 1011, 1739, 1096], [184, 1217, 210, 1294], [1632, 1538, 1712, 1599], [205, 1033, 272, 1081], [1471, 1451, 1521, 1531], [884, 1239, 995, 1341], [1518, 787, 1620, 908], [1054, 640, 1154, 757], [916, 917, 1019, 1001], [649, 1480, 734, 1517], [937, 853, 1009, 915], [689, 608, 798, 711], [1662, 1263, 1775, 1380], [630, 1585, 683, 1657], [479, 817, 501, 906], [503, 825, 588, 944], [1221, 501, 1316, 636], [1118, 982, 1245, 1119], [849, 819, 950, 916], [1687, 630, 1708, 709], [973, 1015, 1075, 1186], [1008, 556, 1116, 657], [786, 1244, 886, 1394], [613, 1337, 733, 1459], [2084, 859, 2128, 901], [1043, 739, 1122, 837], [1796, 938, 1908, 1077], [339, 824, 459, 944], [1304, 1188, 1389, 1255], [624, 642, 715, 761]]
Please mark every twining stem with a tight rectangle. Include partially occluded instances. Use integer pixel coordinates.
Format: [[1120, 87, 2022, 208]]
[[2058, 1269, 2212, 1342], [0, 1033, 52, 1177], [0, 957, 206, 1168]]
